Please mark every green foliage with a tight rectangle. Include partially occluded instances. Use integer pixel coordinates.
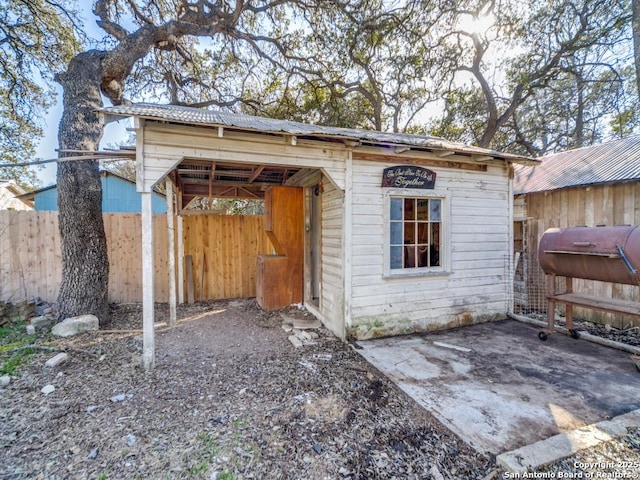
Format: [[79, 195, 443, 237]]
[[186, 198, 264, 215], [0, 0, 82, 187], [430, 0, 637, 153], [0, 320, 36, 375], [428, 88, 488, 145], [2, 0, 638, 193], [185, 432, 223, 477], [611, 108, 638, 137]]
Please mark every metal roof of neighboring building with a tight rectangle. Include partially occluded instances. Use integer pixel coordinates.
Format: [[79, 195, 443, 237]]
[[513, 135, 640, 194], [102, 103, 537, 165]]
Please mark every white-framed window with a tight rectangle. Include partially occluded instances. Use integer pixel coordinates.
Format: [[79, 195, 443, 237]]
[[384, 191, 449, 276]]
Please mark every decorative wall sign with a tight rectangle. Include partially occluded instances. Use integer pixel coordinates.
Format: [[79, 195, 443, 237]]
[[381, 166, 436, 189]]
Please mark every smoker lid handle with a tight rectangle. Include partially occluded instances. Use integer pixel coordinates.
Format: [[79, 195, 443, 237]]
[[616, 244, 637, 275]]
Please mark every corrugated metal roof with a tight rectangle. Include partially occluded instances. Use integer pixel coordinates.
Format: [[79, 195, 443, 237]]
[[102, 103, 536, 164], [514, 135, 640, 194]]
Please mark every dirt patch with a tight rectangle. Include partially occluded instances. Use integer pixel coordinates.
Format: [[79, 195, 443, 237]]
[[0, 299, 492, 479]]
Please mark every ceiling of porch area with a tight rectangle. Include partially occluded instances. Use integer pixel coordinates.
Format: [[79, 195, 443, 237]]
[[174, 159, 303, 207]]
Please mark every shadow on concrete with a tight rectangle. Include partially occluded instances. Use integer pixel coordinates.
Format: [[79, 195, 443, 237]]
[[356, 319, 640, 456]]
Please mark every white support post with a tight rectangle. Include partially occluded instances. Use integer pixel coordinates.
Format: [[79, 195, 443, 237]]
[[177, 215, 184, 304], [507, 165, 515, 315], [141, 191, 155, 371], [342, 151, 353, 342], [166, 179, 177, 326]]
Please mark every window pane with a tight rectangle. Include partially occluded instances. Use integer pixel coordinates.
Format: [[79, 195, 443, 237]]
[[417, 245, 429, 267], [390, 246, 403, 269], [404, 198, 415, 220], [389, 196, 444, 271], [390, 222, 402, 245], [416, 199, 429, 220], [431, 222, 440, 245], [404, 223, 415, 245], [390, 198, 403, 220], [417, 223, 429, 243], [431, 223, 441, 266], [430, 199, 441, 221], [404, 245, 416, 268]]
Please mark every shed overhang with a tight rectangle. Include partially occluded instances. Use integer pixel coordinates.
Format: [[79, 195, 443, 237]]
[[104, 103, 538, 207]]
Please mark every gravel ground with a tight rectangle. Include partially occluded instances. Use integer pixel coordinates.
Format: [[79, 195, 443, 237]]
[[1, 301, 639, 480], [1, 299, 493, 480]]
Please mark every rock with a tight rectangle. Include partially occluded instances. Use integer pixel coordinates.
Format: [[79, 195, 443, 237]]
[[0, 375, 10, 387], [25, 325, 36, 335], [111, 393, 126, 403], [41, 384, 55, 395], [293, 317, 321, 330], [52, 315, 99, 337], [293, 329, 317, 346], [280, 314, 295, 326], [125, 433, 137, 447], [31, 316, 52, 331], [88, 448, 99, 460], [45, 353, 69, 368], [296, 329, 313, 341], [430, 465, 445, 480]]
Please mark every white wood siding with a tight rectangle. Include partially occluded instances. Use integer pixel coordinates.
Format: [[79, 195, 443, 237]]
[[348, 160, 511, 338], [320, 180, 345, 337], [141, 123, 347, 191]]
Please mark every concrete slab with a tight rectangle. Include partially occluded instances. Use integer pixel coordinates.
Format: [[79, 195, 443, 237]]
[[497, 408, 640, 473], [357, 320, 640, 456]]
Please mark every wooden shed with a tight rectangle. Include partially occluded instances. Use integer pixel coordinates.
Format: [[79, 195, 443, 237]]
[[513, 135, 640, 327], [103, 103, 536, 369]]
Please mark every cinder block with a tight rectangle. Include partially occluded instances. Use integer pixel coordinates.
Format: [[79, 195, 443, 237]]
[[45, 352, 69, 368]]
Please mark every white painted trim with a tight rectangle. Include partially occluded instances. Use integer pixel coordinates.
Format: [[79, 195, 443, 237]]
[[507, 167, 515, 314], [304, 301, 325, 325], [382, 188, 452, 278], [177, 215, 184, 304], [166, 179, 177, 326], [342, 151, 353, 340], [135, 118, 145, 192], [141, 192, 155, 371]]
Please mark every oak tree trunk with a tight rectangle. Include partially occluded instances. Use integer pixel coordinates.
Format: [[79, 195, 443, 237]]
[[55, 51, 110, 321]]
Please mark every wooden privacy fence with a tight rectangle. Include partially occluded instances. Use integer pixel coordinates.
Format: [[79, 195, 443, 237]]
[[518, 182, 640, 327], [0, 211, 271, 304], [182, 214, 272, 301]]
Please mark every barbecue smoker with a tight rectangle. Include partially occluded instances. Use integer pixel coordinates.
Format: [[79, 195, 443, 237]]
[[537, 225, 640, 341]]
